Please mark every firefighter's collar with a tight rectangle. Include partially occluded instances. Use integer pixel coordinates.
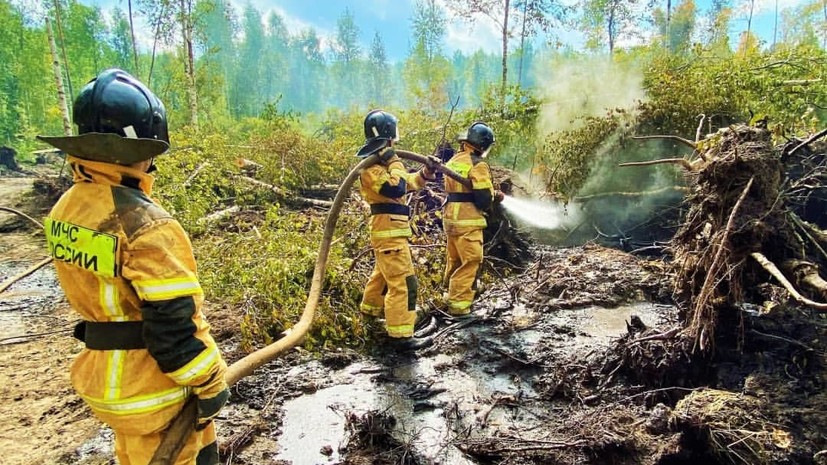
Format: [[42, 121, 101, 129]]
[[67, 156, 155, 195]]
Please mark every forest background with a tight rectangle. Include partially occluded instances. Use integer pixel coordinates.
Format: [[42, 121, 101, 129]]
[[1, 0, 825, 349]]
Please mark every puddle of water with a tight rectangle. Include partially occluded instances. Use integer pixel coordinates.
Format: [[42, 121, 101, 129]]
[[277, 379, 378, 464], [277, 357, 478, 465], [276, 301, 675, 465], [0, 263, 62, 340], [546, 301, 673, 348], [578, 301, 667, 339]]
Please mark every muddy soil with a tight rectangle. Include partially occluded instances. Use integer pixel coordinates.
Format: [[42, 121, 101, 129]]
[[2, 171, 825, 465], [0, 171, 108, 465]]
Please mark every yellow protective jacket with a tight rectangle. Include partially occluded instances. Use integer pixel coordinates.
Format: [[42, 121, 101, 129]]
[[45, 156, 227, 436], [359, 154, 431, 241], [443, 149, 495, 235]]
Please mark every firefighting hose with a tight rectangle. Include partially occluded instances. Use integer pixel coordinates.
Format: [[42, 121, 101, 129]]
[[149, 150, 471, 464]]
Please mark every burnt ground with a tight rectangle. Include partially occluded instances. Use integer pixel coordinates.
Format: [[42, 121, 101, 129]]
[[2, 166, 827, 465]]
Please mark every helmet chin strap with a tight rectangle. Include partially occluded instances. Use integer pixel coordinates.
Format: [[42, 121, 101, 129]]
[[147, 157, 158, 173]]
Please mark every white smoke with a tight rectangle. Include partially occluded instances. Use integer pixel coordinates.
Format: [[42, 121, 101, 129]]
[[531, 55, 647, 137]]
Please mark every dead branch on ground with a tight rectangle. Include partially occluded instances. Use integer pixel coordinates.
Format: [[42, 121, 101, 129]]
[[236, 175, 333, 208], [750, 252, 827, 312]]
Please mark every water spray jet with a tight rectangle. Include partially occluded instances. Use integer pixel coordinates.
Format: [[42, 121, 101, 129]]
[[500, 195, 581, 230]]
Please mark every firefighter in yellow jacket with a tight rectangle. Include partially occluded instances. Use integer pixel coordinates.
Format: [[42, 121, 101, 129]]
[[357, 110, 436, 351], [442, 122, 504, 317], [38, 69, 228, 465]]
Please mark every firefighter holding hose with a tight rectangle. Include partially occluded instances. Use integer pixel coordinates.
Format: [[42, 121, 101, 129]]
[[356, 110, 438, 351], [442, 122, 504, 317], [38, 68, 228, 465]]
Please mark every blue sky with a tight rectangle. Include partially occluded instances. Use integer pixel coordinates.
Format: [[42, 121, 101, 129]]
[[82, 0, 809, 60]]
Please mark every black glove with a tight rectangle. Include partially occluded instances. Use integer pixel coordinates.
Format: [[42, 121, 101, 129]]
[[422, 155, 441, 179], [378, 147, 396, 163], [195, 385, 230, 430]]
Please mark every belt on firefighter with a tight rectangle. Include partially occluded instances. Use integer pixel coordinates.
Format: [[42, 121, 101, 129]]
[[447, 192, 475, 203], [73, 321, 146, 350], [370, 203, 410, 216]]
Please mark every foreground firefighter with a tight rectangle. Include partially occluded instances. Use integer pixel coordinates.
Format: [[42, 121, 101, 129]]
[[38, 69, 228, 465], [442, 122, 504, 316], [357, 109, 437, 351]]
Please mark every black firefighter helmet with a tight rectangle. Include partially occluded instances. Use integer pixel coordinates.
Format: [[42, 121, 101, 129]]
[[38, 68, 169, 165], [458, 121, 495, 154], [356, 109, 399, 157]]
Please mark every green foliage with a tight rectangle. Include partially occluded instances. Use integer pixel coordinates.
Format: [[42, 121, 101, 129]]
[[640, 44, 827, 138], [153, 129, 242, 235], [195, 202, 371, 351], [539, 109, 631, 198], [476, 84, 541, 172], [0, 1, 53, 147]]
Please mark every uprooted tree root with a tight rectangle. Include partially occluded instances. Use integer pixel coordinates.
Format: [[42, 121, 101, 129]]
[[512, 125, 827, 465], [672, 124, 794, 352]]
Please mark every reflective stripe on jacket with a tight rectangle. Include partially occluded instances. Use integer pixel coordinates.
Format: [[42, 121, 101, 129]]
[[443, 150, 494, 235], [359, 155, 430, 241], [46, 156, 227, 435]]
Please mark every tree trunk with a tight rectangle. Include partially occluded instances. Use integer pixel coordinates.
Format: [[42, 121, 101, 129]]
[[180, 0, 198, 128], [128, 0, 141, 75], [772, 0, 778, 47], [52, 0, 73, 103], [822, 0, 825, 49], [500, 0, 510, 105], [517, 0, 527, 87], [46, 18, 72, 136], [666, 0, 671, 49], [147, 3, 165, 86], [608, 2, 616, 54]]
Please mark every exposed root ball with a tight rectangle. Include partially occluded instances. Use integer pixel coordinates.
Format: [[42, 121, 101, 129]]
[[674, 389, 792, 465]]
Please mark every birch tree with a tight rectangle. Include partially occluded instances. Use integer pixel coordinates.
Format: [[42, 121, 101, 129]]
[[178, 0, 198, 127], [46, 17, 72, 136]]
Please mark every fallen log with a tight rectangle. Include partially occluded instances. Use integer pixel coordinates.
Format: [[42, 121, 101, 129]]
[[235, 175, 333, 208], [199, 206, 241, 226]]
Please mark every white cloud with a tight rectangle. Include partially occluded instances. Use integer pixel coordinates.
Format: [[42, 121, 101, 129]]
[[733, 0, 811, 16], [431, 0, 506, 55], [444, 18, 503, 55], [233, 1, 337, 52]]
